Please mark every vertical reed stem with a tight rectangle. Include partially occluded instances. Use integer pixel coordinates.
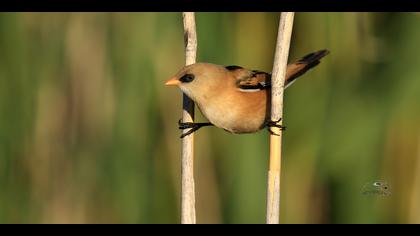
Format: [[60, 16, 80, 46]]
[[181, 12, 197, 224], [266, 12, 295, 224]]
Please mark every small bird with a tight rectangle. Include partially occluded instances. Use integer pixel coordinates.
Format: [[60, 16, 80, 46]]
[[166, 49, 329, 138]]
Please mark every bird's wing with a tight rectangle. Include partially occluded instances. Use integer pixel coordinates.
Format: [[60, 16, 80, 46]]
[[236, 71, 271, 91], [226, 49, 329, 92], [225, 66, 271, 92]]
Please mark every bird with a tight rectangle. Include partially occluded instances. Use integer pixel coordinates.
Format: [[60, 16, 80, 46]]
[[165, 49, 329, 138]]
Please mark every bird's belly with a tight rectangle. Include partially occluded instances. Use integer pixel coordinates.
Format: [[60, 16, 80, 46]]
[[197, 102, 266, 134]]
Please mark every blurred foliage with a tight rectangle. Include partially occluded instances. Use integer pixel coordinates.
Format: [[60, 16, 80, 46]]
[[0, 12, 420, 224]]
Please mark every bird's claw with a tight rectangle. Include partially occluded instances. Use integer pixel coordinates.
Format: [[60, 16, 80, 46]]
[[178, 119, 195, 130], [265, 117, 286, 136], [178, 119, 213, 138]]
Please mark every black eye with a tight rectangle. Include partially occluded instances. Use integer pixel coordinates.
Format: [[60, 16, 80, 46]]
[[179, 74, 195, 83]]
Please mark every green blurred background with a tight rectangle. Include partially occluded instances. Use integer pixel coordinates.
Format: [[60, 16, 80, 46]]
[[1, 12, 420, 224]]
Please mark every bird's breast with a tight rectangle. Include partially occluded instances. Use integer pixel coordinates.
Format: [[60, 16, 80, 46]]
[[196, 90, 268, 134]]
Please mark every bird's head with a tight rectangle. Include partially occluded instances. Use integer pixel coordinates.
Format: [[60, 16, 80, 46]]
[[165, 63, 227, 102]]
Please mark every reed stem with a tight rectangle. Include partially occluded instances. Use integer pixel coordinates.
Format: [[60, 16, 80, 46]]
[[180, 12, 198, 224], [266, 12, 295, 224]]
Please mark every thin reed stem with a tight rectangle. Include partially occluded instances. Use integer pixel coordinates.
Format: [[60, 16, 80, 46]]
[[266, 12, 295, 224], [181, 12, 197, 224]]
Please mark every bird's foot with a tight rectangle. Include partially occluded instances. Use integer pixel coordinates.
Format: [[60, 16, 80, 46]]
[[265, 117, 286, 136], [178, 119, 213, 138]]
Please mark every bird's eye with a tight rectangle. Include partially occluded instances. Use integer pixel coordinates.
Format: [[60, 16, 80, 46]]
[[179, 74, 195, 83]]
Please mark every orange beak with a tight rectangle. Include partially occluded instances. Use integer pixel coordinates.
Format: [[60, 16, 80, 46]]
[[165, 77, 181, 86]]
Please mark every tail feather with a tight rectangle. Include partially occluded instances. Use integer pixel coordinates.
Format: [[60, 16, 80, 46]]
[[285, 49, 329, 88], [297, 49, 330, 64]]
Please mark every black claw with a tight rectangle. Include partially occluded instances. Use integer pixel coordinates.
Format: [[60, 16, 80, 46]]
[[179, 122, 194, 130], [178, 119, 213, 138], [180, 129, 194, 138], [268, 128, 281, 136], [178, 119, 187, 129], [273, 117, 282, 123], [265, 117, 286, 136], [268, 124, 287, 130]]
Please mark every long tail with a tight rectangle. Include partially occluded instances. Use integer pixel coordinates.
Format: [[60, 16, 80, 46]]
[[285, 49, 330, 88]]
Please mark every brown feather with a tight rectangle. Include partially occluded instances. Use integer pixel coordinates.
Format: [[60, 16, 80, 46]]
[[229, 49, 330, 91], [285, 49, 329, 87]]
